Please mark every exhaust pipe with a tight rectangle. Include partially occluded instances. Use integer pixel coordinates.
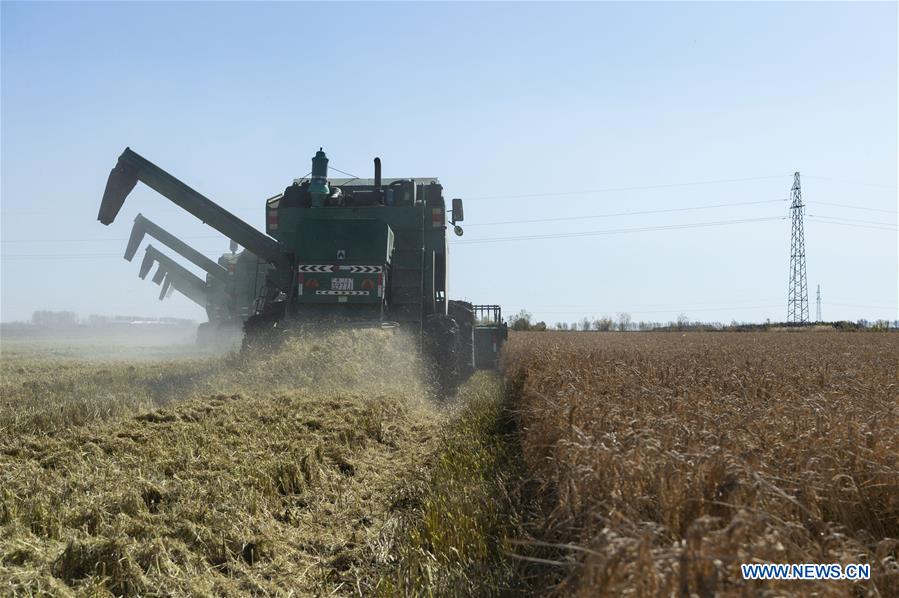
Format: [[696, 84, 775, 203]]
[[374, 157, 381, 192]]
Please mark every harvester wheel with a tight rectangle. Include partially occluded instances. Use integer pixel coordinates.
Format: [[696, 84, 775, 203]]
[[241, 311, 285, 353], [423, 314, 462, 395], [448, 301, 475, 379], [196, 322, 213, 347]]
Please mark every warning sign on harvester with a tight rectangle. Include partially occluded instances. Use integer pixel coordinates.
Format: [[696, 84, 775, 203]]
[[336, 250, 346, 260]]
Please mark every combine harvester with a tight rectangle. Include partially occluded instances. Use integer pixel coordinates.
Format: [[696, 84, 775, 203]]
[[98, 148, 507, 385], [125, 214, 265, 345]]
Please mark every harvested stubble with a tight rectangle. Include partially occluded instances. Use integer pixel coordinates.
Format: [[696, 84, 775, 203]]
[[0, 354, 227, 434], [376, 372, 526, 596], [0, 330, 446, 595], [503, 331, 899, 596]]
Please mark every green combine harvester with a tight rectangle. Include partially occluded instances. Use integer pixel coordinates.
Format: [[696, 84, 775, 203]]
[[99, 147, 507, 383], [125, 214, 266, 345]]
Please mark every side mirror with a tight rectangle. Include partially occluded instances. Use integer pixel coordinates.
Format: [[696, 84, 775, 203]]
[[451, 198, 464, 223], [229, 240, 239, 254]]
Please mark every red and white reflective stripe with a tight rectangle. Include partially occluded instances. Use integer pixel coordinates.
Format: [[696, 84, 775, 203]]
[[297, 273, 304, 295], [314, 290, 370, 296], [267, 209, 278, 230], [297, 264, 383, 273], [377, 272, 383, 298], [431, 208, 443, 228]]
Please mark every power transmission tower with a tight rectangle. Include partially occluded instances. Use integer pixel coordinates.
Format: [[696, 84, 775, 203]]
[[816, 284, 822, 322], [787, 172, 809, 324]]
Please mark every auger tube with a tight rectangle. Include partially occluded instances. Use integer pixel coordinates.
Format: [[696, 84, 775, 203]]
[[151, 265, 167, 285], [99, 148, 289, 271], [126, 213, 229, 280], [159, 276, 172, 300], [141, 245, 208, 294], [158, 271, 208, 308]]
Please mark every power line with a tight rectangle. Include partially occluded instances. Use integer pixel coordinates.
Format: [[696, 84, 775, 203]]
[[2, 207, 194, 216], [465, 174, 793, 200], [2, 199, 789, 242], [803, 175, 898, 189], [452, 216, 785, 245], [510, 298, 783, 309], [5, 216, 786, 255], [506, 304, 783, 315], [1, 235, 225, 244], [2, 251, 225, 261], [809, 201, 897, 214], [507, 296, 895, 313], [827, 301, 897, 309], [1, 256, 134, 260], [807, 214, 896, 227], [2, 209, 892, 257], [466, 198, 787, 227], [6, 204, 889, 245], [806, 217, 898, 232]]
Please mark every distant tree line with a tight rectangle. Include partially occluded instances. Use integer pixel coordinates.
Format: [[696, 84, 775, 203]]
[[507, 309, 897, 332], [6, 311, 196, 328], [30, 310, 79, 327]]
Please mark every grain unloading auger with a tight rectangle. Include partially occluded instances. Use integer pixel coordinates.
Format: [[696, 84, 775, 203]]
[[99, 147, 508, 386], [99, 149, 288, 270], [159, 270, 211, 307], [139, 245, 211, 306], [126, 213, 229, 280], [125, 214, 267, 343], [136, 244, 232, 346]]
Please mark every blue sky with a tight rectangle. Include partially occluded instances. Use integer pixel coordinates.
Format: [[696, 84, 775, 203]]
[[2, 1, 896, 325]]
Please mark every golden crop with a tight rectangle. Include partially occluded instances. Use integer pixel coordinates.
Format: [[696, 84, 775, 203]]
[[503, 331, 899, 596], [5, 329, 895, 596]]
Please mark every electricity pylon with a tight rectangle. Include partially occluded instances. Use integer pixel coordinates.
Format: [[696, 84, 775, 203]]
[[787, 172, 809, 324]]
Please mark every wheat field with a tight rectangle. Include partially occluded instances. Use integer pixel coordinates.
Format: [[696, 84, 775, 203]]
[[3, 329, 896, 596], [502, 331, 899, 596]]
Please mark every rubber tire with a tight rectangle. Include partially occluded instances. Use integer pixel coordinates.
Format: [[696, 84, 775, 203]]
[[448, 301, 475, 379], [423, 314, 462, 396], [241, 307, 286, 353], [196, 322, 213, 347]]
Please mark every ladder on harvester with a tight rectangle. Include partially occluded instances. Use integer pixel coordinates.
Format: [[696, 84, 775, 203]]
[[389, 229, 425, 335]]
